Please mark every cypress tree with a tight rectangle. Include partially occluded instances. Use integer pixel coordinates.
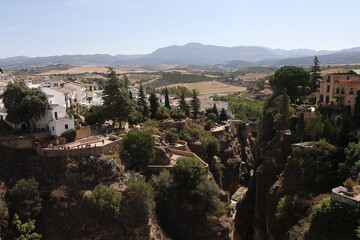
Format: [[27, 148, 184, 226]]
[[212, 104, 218, 117], [297, 113, 305, 143], [137, 84, 150, 118], [165, 87, 171, 109], [179, 90, 190, 117], [191, 89, 200, 119], [310, 56, 322, 91], [149, 92, 159, 119], [219, 108, 228, 121]]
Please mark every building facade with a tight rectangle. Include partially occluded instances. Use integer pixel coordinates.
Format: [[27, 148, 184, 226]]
[[316, 70, 360, 114]]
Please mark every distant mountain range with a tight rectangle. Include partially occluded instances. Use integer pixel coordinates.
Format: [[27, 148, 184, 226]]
[[2, 43, 360, 69]]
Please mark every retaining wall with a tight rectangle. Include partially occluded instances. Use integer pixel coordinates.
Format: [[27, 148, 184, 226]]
[[331, 189, 360, 207]]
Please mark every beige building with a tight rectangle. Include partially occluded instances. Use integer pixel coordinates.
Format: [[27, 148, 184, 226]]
[[316, 70, 360, 114]]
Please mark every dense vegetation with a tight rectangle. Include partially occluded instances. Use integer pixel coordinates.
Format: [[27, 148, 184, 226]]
[[147, 72, 215, 88]]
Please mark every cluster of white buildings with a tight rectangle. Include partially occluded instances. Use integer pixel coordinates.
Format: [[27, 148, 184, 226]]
[[0, 74, 101, 136]]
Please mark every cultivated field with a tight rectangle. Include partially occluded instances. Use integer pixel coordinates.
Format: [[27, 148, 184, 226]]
[[239, 73, 269, 82], [166, 81, 246, 96]]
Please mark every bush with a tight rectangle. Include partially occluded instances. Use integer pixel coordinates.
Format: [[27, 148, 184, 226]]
[[207, 113, 217, 122], [156, 106, 170, 120], [12, 213, 42, 240], [123, 178, 155, 226], [9, 178, 42, 220], [86, 183, 121, 220], [164, 130, 179, 145], [204, 120, 215, 131], [343, 178, 356, 192], [61, 129, 77, 143], [173, 157, 206, 190], [308, 198, 360, 240], [205, 136, 220, 157], [123, 130, 155, 170]]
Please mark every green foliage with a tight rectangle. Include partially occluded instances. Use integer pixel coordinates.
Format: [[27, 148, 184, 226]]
[[123, 177, 155, 226], [164, 87, 171, 109], [213, 95, 264, 121], [149, 72, 215, 88], [86, 183, 121, 220], [170, 108, 186, 119], [61, 129, 77, 143], [354, 90, 360, 125], [288, 115, 299, 132], [85, 106, 106, 125], [164, 130, 178, 145], [297, 113, 305, 141], [9, 178, 42, 220], [339, 141, 360, 181], [149, 92, 159, 119], [179, 120, 210, 143], [123, 130, 155, 170], [0, 82, 49, 125], [207, 113, 217, 122], [305, 114, 324, 141], [13, 213, 42, 240], [308, 198, 360, 240], [310, 56, 322, 91], [102, 68, 133, 125], [137, 83, 150, 119], [178, 90, 190, 116], [273, 92, 290, 131], [269, 66, 311, 101], [173, 157, 206, 189], [191, 89, 200, 118], [219, 108, 228, 121], [205, 119, 215, 131], [290, 140, 337, 193], [160, 85, 193, 98], [205, 136, 220, 157], [155, 106, 170, 120], [275, 195, 304, 220]]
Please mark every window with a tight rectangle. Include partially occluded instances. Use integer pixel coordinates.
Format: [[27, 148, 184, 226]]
[[350, 88, 354, 95], [52, 127, 54, 131], [327, 76, 331, 82], [320, 95, 324, 102], [335, 87, 340, 94], [65, 124, 68, 129], [347, 76, 350, 80], [326, 96, 329, 103], [326, 85, 330, 93], [341, 88, 345, 94]]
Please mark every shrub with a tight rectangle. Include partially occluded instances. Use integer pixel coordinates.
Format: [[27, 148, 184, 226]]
[[164, 130, 179, 145], [308, 198, 360, 240], [12, 213, 42, 240], [207, 113, 217, 122], [156, 106, 170, 120], [123, 178, 155, 226], [86, 183, 121, 220], [61, 129, 77, 143], [204, 120, 215, 131], [205, 136, 220, 157], [123, 129, 155, 170], [9, 178, 42, 220], [173, 157, 206, 190], [343, 178, 356, 192]]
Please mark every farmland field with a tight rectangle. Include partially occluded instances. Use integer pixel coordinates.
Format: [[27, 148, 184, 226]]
[[165, 81, 246, 96]]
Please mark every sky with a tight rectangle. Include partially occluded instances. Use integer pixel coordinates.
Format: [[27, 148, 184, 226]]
[[1, 0, 360, 58]]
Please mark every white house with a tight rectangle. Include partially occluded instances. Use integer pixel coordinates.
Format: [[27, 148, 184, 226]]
[[41, 88, 67, 107], [66, 82, 87, 104]]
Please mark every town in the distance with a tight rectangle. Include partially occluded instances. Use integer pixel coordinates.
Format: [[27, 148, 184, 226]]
[[0, 56, 359, 240]]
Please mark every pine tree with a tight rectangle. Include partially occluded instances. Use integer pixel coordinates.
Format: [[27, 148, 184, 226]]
[[219, 108, 228, 121], [129, 90, 133, 99], [149, 92, 159, 119], [137, 83, 150, 119], [179, 90, 190, 117], [102, 68, 131, 128], [310, 56, 322, 92], [165, 87, 171, 109], [190, 89, 200, 119], [274, 91, 289, 131], [123, 74, 129, 90], [297, 113, 305, 142]]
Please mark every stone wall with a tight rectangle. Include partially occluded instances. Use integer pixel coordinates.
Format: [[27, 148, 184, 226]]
[[75, 126, 91, 140], [169, 148, 209, 172], [36, 137, 123, 158], [331, 190, 360, 207], [0, 137, 33, 149]]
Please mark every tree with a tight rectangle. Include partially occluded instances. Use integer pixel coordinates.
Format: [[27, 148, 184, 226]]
[[297, 113, 305, 142], [164, 87, 171, 109], [9, 178, 42, 220], [207, 113, 217, 122], [219, 108, 228, 121], [61, 129, 77, 142], [178, 90, 190, 117], [137, 83, 150, 119], [84, 106, 106, 125], [1, 82, 49, 129], [86, 183, 121, 220], [212, 104, 219, 117], [354, 90, 360, 124], [13, 213, 42, 240], [305, 114, 324, 141], [123, 130, 155, 170], [338, 141, 360, 180], [205, 120, 215, 131], [310, 56, 322, 92], [269, 66, 311, 102], [273, 92, 290, 131], [149, 92, 159, 119], [164, 130, 178, 145], [102, 68, 132, 128], [123, 74, 129, 90], [123, 178, 155, 226], [191, 89, 200, 119], [155, 106, 170, 120], [205, 136, 220, 157], [172, 157, 207, 190]]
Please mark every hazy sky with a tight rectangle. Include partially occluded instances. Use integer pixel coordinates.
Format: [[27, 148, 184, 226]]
[[1, 0, 360, 58]]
